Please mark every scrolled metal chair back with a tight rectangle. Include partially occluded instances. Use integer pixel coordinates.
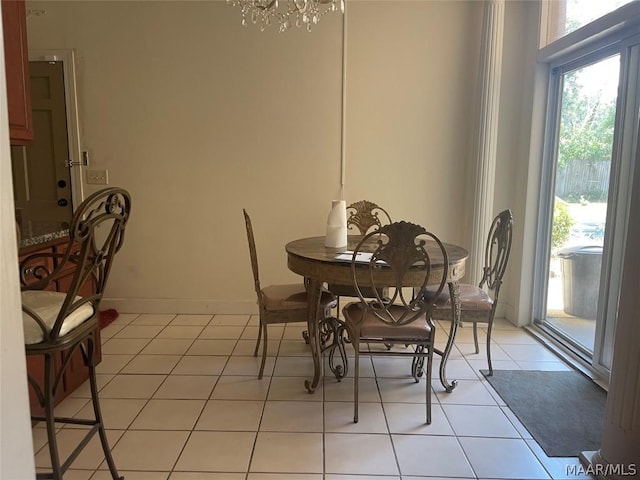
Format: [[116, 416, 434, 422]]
[[22, 188, 131, 342], [351, 221, 448, 327], [480, 209, 513, 292], [346, 200, 392, 235], [243, 209, 262, 301]]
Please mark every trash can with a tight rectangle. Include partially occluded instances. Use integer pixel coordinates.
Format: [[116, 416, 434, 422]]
[[557, 245, 602, 320]]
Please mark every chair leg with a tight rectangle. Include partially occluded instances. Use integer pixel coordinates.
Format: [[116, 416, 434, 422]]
[[486, 319, 494, 376], [353, 336, 360, 424], [473, 322, 480, 354], [258, 324, 268, 379], [42, 353, 63, 480], [425, 348, 433, 425], [254, 318, 263, 357], [87, 338, 123, 480]]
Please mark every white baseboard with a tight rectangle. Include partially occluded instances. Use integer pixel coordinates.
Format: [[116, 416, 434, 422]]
[[100, 298, 258, 315]]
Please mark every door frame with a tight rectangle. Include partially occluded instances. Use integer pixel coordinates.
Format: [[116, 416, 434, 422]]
[[28, 49, 84, 211]]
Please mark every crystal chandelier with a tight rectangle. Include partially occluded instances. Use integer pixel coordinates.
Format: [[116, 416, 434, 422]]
[[227, 0, 344, 32]]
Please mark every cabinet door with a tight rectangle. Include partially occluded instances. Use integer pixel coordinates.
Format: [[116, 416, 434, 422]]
[[1, 0, 33, 144]]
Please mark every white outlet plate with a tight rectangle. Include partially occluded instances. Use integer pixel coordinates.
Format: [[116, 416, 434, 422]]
[[86, 169, 108, 185]]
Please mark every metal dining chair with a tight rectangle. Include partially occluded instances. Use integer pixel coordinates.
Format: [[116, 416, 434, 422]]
[[341, 221, 449, 424], [328, 200, 392, 311], [243, 209, 337, 379], [427, 209, 513, 375], [21, 187, 131, 480]]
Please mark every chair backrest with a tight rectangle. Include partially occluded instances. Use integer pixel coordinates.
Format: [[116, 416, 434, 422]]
[[350, 221, 448, 327], [479, 209, 513, 298], [346, 200, 392, 235], [243, 209, 262, 301], [21, 187, 131, 341]]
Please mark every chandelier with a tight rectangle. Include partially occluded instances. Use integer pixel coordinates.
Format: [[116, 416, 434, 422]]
[[227, 0, 344, 32]]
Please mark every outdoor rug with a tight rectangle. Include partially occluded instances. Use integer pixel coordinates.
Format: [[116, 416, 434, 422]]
[[482, 369, 607, 457]]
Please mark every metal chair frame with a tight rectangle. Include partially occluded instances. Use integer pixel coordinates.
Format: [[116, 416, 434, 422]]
[[431, 209, 513, 375], [243, 209, 340, 379], [341, 221, 448, 424], [21, 187, 131, 480]]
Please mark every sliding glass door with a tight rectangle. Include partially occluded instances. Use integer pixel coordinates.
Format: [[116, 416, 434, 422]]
[[535, 33, 640, 377]]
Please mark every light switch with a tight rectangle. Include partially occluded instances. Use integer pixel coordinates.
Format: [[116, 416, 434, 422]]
[[86, 169, 108, 185]]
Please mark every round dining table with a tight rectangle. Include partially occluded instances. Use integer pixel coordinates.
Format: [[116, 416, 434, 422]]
[[285, 235, 469, 393]]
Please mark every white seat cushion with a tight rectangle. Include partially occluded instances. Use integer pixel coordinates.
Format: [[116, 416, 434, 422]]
[[22, 290, 95, 345]]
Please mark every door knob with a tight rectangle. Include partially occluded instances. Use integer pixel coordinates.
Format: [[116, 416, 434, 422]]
[[57, 198, 68, 207]]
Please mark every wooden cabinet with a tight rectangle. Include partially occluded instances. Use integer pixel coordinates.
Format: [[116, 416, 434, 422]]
[[19, 237, 102, 415], [2, 0, 33, 145]]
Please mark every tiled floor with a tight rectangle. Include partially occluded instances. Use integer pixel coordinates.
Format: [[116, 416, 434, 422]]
[[32, 313, 594, 480]]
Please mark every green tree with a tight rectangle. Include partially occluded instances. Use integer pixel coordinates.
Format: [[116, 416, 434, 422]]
[[557, 70, 616, 170]]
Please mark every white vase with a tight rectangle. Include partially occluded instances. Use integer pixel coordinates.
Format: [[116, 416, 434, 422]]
[[325, 200, 347, 248]]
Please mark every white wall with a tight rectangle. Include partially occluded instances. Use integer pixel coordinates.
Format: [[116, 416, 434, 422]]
[[25, 0, 487, 314], [0, 16, 37, 480]]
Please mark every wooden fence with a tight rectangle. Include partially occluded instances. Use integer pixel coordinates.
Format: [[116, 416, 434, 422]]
[[556, 159, 610, 201]]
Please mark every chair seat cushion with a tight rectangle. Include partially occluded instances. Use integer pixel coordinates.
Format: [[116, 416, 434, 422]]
[[22, 290, 95, 345], [261, 284, 335, 311], [343, 303, 432, 339], [425, 284, 493, 311]]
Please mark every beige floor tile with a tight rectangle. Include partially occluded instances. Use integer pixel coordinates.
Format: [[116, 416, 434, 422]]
[[524, 439, 592, 480], [376, 377, 432, 404], [195, 399, 263, 431], [327, 356, 375, 377], [73, 398, 147, 430], [131, 314, 176, 326], [323, 377, 380, 403], [170, 473, 245, 480], [171, 314, 213, 326], [459, 437, 550, 479], [113, 325, 165, 339], [248, 475, 322, 480], [222, 355, 274, 376], [500, 343, 563, 362], [95, 354, 134, 374], [131, 399, 205, 430], [35, 429, 124, 470], [260, 401, 323, 432], [101, 338, 150, 355], [250, 432, 323, 473], [210, 314, 251, 326], [434, 379, 498, 405], [267, 376, 322, 401], [324, 401, 388, 433], [186, 339, 237, 356], [324, 433, 398, 475], [93, 471, 169, 480], [51, 396, 89, 418], [175, 431, 255, 472], [466, 358, 520, 372], [278, 340, 312, 356], [120, 354, 182, 374], [432, 358, 480, 380], [210, 376, 270, 400], [69, 381, 105, 404], [55, 470, 94, 480], [273, 355, 315, 376], [371, 357, 416, 378], [232, 339, 279, 357], [383, 403, 454, 436], [325, 476, 399, 480], [153, 375, 217, 399], [141, 339, 195, 355], [443, 404, 521, 438], [157, 325, 205, 339], [281, 324, 310, 340], [32, 426, 50, 454], [392, 434, 475, 477], [111, 430, 189, 471], [172, 356, 228, 375], [99, 374, 165, 399], [242, 325, 284, 341], [100, 323, 126, 339], [199, 325, 245, 339]]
